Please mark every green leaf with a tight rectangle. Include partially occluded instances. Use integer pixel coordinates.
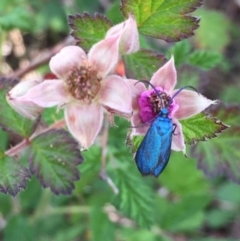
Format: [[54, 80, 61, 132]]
[[112, 167, 154, 227], [0, 127, 9, 150], [158, 194, 210, 232], [69, 13, 112, 51], [119, 228, 162, 241], [167, 40, 192, 66], [19, 177, 42, 212], [46, 225, 85, 241], [0, 192, 12, 216], [0, 6, 33, 31], [81, 146, 102, 174], [216, 182, 240, 204], [126, 134, 144, 154], [191, 105, 240, 184], [124, 49, 166, 80], [90, 207, 115, 241], [205, 209, 235, 229], [3, 216, 35, 241], [0, 154, 31, 196], [41, 107, 64, 126], [29, 0, 68, 33], [188, 51, 222, 70], [180, 112, 229, 145], [106, 0, 124, 24], [159, 152, 210, 197], [121, 0, 202, 42], [74, 146, 102, 193], [32, 214, 70, 240], [0, 77, 38, 138], [29, 129, 83, 195]]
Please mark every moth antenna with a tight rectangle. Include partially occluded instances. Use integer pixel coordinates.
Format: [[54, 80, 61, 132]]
[[134, 80, 164, 107], [168, 86, 198, 107]]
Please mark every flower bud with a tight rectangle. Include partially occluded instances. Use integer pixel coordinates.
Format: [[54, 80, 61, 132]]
[[6, 80, 43, 120]]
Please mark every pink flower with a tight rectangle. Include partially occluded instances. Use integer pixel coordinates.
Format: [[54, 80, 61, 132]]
[[8, 16, 139, 148], [128, 57, 218, 154], [106, 14, 139, 54]]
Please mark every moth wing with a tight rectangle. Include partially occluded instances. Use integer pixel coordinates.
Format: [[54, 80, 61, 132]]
[[153, 123, 173, 177], [135, 120, 163, 176]]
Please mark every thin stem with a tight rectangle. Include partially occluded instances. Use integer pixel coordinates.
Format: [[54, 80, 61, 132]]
[[101, 174, 119, 195], [4, 138, 30, 157], [30, 204, 90, 223], [44, 206, 90, 215], [29, 119, 65, 140], [100, 116, 109, 173], [99, 117, 119, 194]]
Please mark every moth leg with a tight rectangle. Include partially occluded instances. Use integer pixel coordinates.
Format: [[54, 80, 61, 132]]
[[129, 117, 156, 128], [172, 123, 178, 135]]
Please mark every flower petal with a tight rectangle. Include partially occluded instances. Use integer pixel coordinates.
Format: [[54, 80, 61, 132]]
[[106, 15, 139, 54], [65, 102, 103, 149], [50, 46, 87, 79], [150, 57, 177, 93], [171, 119, 186, 154], [130, 111, 150, 137], [127, 79, 146, 110], [98, 75, 132, 114], [8, 80, 41, 97], [173, 89, 218, 120], [19, 80, 71, 107], [7, 80, 43, 119], [88, 35, 120, 77]]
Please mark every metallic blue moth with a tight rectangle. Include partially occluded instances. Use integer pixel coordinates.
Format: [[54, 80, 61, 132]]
[[135, 107, 173, 177], [134, 81, 196, 177]]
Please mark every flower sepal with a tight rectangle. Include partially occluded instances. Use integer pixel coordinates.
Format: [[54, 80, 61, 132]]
[[6, 80, 43, 120]]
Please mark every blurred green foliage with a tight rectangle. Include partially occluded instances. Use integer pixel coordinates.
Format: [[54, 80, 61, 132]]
[[0, 0, 240, 241], [194, 9, 231, 52]]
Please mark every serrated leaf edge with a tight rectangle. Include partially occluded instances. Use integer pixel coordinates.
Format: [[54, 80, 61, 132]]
[[183, 112, 229, 145], [29, 129, 83, 195], [0, 156, 31, 196], [120, 0, 203, 42], [68, 12, 112, 46]]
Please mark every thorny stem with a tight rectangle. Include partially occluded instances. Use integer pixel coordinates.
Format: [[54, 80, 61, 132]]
[[99, 116, 119, 194], [4, 119, 66, 157]]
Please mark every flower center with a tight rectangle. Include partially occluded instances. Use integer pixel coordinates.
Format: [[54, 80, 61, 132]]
[[149, 91, 171, 114], [138, 87, 178, 123], [66, 66, 102, 103]]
